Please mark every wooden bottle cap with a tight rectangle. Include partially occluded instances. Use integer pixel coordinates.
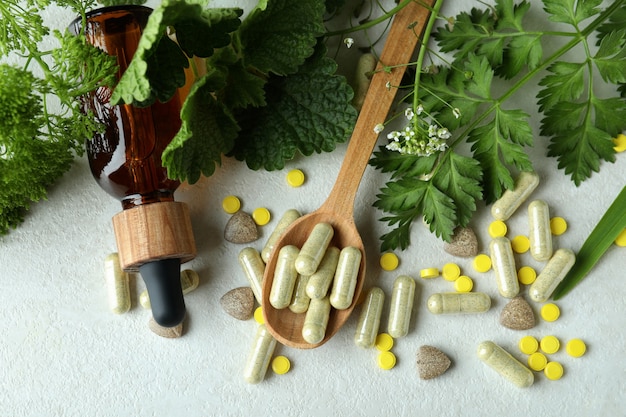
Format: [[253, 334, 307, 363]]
[[112, 201, 196, 271]]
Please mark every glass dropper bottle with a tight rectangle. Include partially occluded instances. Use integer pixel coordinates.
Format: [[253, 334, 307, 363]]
[[72, 5, 196, 327]]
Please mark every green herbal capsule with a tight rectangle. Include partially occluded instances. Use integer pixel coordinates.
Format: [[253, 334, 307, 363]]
[[306, 246, 340, 299], [354, 287, 385, 348], [104, 253, 131, 314], [528, 200, 553, 262], [243, 324, 277, 384], [329, 246, 362, 310], [289, 274, 311, 314], [491, 171, 540, 221], [490, 237, 519, 298], [261, 209, 301, 263], [477, 341, 534, 388], [427, 292, 491, 314], [238, 247, 265, 304], [295, 222, 334, 276], [529, 248, 576, 302], [302, 296, 331, 344], [387, 275, 416, 338], [269, 245, 300, 309]]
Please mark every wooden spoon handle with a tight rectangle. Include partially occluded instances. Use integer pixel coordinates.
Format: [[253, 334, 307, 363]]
[[321, 0, 435, 216]]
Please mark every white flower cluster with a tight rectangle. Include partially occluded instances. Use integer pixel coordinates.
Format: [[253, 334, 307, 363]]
[[384, 106, 450, 156]]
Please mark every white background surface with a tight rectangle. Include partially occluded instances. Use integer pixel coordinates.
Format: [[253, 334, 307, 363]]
[[1, 1, 625, 416]]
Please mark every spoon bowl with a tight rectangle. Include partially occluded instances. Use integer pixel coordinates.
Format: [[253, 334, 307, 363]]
[[261, 0, 435, 349]]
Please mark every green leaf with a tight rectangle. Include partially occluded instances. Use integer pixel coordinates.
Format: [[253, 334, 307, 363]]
[[593, 29, 626, 84], [435, 8, 497, 61], [464, 54, 493, 99], [537, 61, 586, 112], [498, 33, 542, 78], [239, 0, 325, 76], [552, 185, 626, 300], [162, 70, 239, 184], [495, 0, 530, 30], [543, 0, 603, 26], [592, 97, 626, 135], [369, 150, 438, 179], [230, 44, 357, 171], [111, 0, 242, 106]]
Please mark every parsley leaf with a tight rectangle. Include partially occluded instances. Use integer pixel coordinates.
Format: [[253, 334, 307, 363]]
[[543, 0, 603, 26]]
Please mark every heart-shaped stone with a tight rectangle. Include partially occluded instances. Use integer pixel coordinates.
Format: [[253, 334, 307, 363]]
[[220, 287, 255, 321], [443, 226, 478, 257], [224, 211, 259, 243], [416, 345, 452, 380], [500, 296, 536, 330]]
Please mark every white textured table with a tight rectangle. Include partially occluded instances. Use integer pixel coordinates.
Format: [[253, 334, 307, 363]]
[[2, 1, 625, 416]]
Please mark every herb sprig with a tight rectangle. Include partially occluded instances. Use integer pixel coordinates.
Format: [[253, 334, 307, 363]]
[[370, 0, 626, 251]]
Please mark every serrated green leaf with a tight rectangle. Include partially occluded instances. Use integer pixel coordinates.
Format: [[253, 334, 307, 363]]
[[593, 29, 626, 84], [369, 149, 437, 179], [540, 101, 586, 135], [495, 0, 530, 30], [239, 0, 325, 76], [162, 70, 239, 184], [592, 97, 626, 135], [230, 44, 356, 171], [498, 34, 542, 78], [435, 8, 496, 59], [543, 0, 602, 26], [374, 179, 428, 214], [464, 54, 493, 99], [421, 183, 457, 241], [537, 61, 586, 111]]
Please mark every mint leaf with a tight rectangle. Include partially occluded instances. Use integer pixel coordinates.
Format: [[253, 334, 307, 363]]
[[230, 44, 357, 171], [162, 70, 239, 184], [239, 0, 325, 76], [111, 1, 242, 106]]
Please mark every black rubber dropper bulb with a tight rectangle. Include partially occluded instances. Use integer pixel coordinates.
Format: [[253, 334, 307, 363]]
[[139, 258, 186, 327]]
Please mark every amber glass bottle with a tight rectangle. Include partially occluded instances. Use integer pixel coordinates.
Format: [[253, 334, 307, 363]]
[[72, 6, 196, 327]]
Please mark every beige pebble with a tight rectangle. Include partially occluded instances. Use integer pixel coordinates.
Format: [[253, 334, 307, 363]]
[[499, 296, 536, 330], [148, 317, 184, 338], [416, 345, 452, 380], [220, 287, 255, 320], [224, 211, 259, 243], [443, 226, 478, 257]]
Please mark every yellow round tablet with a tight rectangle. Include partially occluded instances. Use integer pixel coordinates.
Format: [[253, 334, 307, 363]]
[[517, 266, 537, 285], [377, 351, 397, 370], [222, 195, 241, 214], [473, 254, 492, 273], [454, 275, 473, 292], [540, 335, 560, 354], [540, 303, 560, 322], [615, 228, 626, 247], [488, 220, 508, 238], [442, 263, 461, 281], [544, 361, 564, 380], [519, 336, 539, 355], [528, 352, 548, 371], [511, 235, 530, 254], [420, 267, 439, 279], [550, 217, 568, 235], [252, 207, 271, 226], [254, 306, 265, 324], [566, 338, 587, 358], [271, 355, 291, 375], [286, 169, 305, 187], [375, 333, 394, 352], [613, 133, 626, 152], [380, 252, 399, 271]]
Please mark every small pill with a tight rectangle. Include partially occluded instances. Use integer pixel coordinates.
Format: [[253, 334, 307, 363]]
[[252, 207, 271, 226], [387, 275, 416, 338], [488, 220, 508, 238], [566, 338, 586, 358], [613, 133, 626, 152], [454, 275, 474, 292], [528, 352, 548, 371], [519, 335, 539, 355], [104, 253, 131, 314], [330, 246, 362, 310], [379, 252, 399, 271], [254, 306, 264, 324], [420, 267, 439, 279], [354, 287, 385, 349], [289, 274, 311, 314], [269, 245, 300, 309], [222, 195, 241, 214], [271, 355, 291, 375], [491, 171, 540, 221], [427, 292, 491, 314], [540, 335, 560, 354], [377, 351, 397, 370], [375, 333, 394, 351], [477, 341, 534, 388], [614, 228, 626, 247], [286, 169, 305, 187], [442, 263, 461, 281], [544, 361, 564, 380], [238, 247, 265, 304], [529, 248, 576, 302], [302, 296, 331, 344], [550, 216, 568, 235], [490, 237, 520, 298], [528, 200, 553, 262], [305, 246, 340, 299], [517, 266, 537, 285], [243, 324, 277, 384], [473, 254, 492, 273], [540, 303, 560, 322], [261, 209, 301, 263], [511, 235, 530, 254], [295, 222, 334, 276], [139, 269, 200, 309]]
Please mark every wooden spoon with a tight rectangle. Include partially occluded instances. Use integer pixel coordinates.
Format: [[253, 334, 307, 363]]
[[261, 0, 435, 349]]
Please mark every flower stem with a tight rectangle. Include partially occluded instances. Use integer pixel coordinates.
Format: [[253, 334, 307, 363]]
[[412, 0, 444, 111]]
